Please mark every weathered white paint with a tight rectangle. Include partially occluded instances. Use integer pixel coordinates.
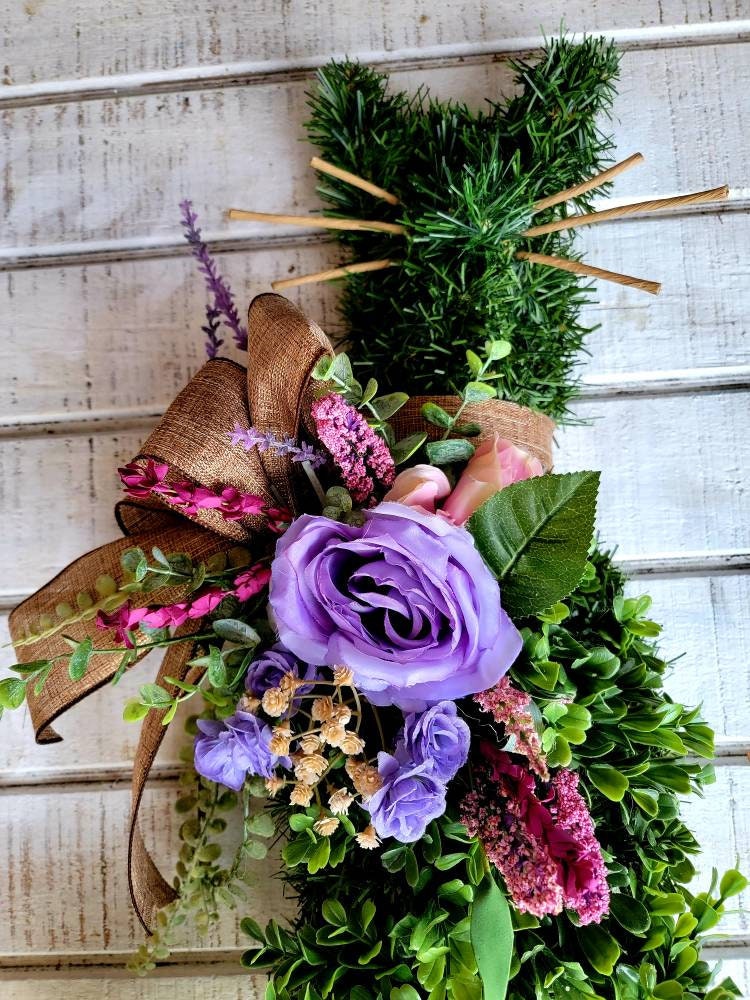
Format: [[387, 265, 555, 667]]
[[1, 44, 746, 254], [1, 1, 747, 94], [1, 0, 748, 992]]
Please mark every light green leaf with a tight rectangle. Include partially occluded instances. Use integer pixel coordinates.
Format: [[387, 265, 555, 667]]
[[421, 401, 453, 429], [588, 764, 629, 802], [207, 646, 227, 688], [392, 432, 428, 465], [719, 869, 749, 900], [470, 871, 513, 1000], [425, 438, 475, 466], [468, 472, 599, 618], [466, 349, 483, 376], [139, 683, 173, 707], [485, 339, 512, 362], [463, 381, 496, 403], [0, 676, 26, 710], [371, 392, 409, 419], [212, 619, 261, 646], [578, 923, 621, 976], [123, 699, 150, 723], [68, 636, 94, 681]]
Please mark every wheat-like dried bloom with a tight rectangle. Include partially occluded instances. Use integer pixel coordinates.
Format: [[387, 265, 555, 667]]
[[279, 673, 302, 695], [332, 665, 354, 686], [265, 776, 285, 797], [346, 757, 382, 798], [295, 752, 328, 784], [270, 725, 293, 756], [320, 720, 347, 747], [311, 696, 335, 722], [331, 704, 352, 726], [262, 687, 290, 717], [356, 825, 380, 850], [340, 731, 366, 755], [290, 783, 314, 806], [314, 815, 340, 837], [237, 693, 261, 714], [300, 733, 323, 755], [328, 788, 355, 816]]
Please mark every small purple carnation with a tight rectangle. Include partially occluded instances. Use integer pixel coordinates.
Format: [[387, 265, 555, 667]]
[[396, 700, 470, 782], [365, 751, 447, 843], [194, 711, 288, 790]]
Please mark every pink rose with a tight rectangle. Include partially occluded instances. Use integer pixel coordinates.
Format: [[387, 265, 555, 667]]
[[383, 464, 451, 513], [442, 434, 544, 526]]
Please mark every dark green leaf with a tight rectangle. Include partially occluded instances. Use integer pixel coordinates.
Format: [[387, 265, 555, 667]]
[[468, 472, 599, 617], [578, 924, 621, 976], [609, 894, 651, 934], [371, 392, 408, 419], [392, 432, 428, 465], [421, 401, 453, 429]]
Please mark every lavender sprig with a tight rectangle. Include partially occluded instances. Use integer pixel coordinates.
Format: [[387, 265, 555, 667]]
[[180, 199, 248, 354], [229, 423, 327, 469]]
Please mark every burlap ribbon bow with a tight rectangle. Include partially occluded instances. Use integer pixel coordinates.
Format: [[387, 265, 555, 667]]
[[9, 293, 554, 931]]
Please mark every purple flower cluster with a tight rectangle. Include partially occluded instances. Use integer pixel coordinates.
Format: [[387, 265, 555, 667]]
[[180, 199, 248, 356], [194, 711, 289, 791], [365, 701, 470, 843], [229, 423, 326, 469]]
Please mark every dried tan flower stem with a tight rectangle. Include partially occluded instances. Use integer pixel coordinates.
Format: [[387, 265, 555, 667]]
[[271, 259, 397, 292], [531, 152, 644, 213], [227, 209, 406, 235], [310, 156, 400, 205], [515, 251, 661, 295]]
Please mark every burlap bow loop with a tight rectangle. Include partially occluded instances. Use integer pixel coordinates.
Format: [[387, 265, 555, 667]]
[[9, 292, 554, 932]]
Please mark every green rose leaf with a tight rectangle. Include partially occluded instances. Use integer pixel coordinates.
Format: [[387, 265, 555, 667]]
[[468, 471, 599, 617], [470, 870, 513, 1000], [68, 636, 94, 681]]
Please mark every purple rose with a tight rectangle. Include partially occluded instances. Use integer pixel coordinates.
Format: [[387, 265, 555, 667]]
[[194, 711, 288, 790], [396, 700, 470, 782], [269, 502, 521, 710], [366, 751, 447, 843], [245, 642, 317, 699]]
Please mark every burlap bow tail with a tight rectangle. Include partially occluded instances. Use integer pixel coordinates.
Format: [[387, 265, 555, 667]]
[[9, 293, 554, 931]]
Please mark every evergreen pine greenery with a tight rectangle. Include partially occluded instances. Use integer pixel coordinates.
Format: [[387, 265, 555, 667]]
[[306, 37, 620, 419]]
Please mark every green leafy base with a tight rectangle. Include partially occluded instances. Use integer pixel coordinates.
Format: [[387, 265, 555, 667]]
[[241, 549, 744, 1000]]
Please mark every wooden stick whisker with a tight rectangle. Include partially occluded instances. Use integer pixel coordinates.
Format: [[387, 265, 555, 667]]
[[516, 251, 661, 295], [272, 259, 397, 291], [532, 153, 644, 213], [310, 156, 400, 205], [523, 184, 729, 238], [227, 209, 406, 236]]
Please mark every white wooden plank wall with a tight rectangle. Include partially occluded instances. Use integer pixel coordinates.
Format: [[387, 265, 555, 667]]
[[1, 2, 748, 996]]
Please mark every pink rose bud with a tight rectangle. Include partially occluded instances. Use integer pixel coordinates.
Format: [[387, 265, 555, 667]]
[[384, 464, 452, 513], [442, 434, 544, 526]]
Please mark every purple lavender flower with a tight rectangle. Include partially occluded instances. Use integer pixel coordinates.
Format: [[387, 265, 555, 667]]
[[365, 752, 447, 843], [245, 643, 317, 703], [396, 701, 470, 782], [193, 711, 287, 790], [229, 423, 326, 469], [180, 199, 248, 354]]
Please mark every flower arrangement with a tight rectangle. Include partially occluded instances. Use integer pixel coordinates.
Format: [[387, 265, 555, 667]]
[[2, 33, 744, 1000]]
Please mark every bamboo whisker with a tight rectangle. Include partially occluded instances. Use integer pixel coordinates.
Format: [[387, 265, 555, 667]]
[[310, 156, 400, 205], [523, 184, 729, 238], [532, 153, 644, 213], [227, 209, 406, 236], [516, 251, 661, 296], [272, 259, 397, 291]]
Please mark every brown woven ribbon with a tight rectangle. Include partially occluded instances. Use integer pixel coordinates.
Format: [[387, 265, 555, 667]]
[[8, 293, 554, 932]]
